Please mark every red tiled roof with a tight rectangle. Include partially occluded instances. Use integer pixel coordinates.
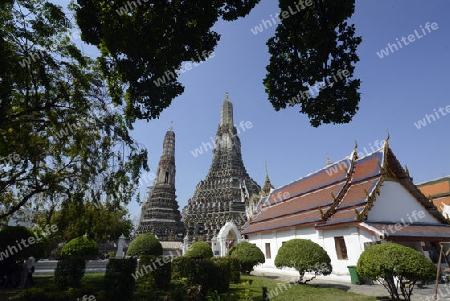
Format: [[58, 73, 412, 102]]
[[417, 177, 450, 213], [245, 207, 330, 233], [417, 177, 450, 197], [242, 142, 448, 236], [256, 183, 344, 222], [351, 152, 382, 182], [264, 159, 350, 206], [319, 206, 366, 226], [243, 157, 352, 235], [336, 179, 380, 209]]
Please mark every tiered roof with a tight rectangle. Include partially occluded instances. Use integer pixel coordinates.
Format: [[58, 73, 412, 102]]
[[417, 176, 450, 213], [242, 139, 450, 240]]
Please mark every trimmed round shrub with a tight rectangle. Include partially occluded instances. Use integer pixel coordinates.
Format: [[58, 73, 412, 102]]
[[54, 256, 86, 288], [357, 243, 436, 301], [127, 233, 162, 256], [60, 236, 98, 259], [275, 239, 332, 283], [228, 241, 265, 274], [105, 258, 137, 301], [185, 241, 213, 259]]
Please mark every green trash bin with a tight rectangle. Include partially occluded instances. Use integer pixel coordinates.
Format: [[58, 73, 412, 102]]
[[347, 266, 363, 285]]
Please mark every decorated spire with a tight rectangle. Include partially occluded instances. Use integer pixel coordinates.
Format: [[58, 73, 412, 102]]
[[183, 93, 261, 242], [261, 162, 275, 196], [220, 92, 234, 126], [136, 128, 185, 240], [158, 129, 175, 183]]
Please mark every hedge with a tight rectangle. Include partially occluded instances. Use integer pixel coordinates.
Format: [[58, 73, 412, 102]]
[[138, 255, 172, 290], [172, 256, 231, 295], [104, 258, 137, 301], [54, 256, 86, 289]]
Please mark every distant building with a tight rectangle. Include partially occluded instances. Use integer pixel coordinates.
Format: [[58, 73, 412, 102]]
[[182, 93, 261, 246], [243, 140, 450, 281], [136, 127, 185, 242], [417, 176, 450, 218]]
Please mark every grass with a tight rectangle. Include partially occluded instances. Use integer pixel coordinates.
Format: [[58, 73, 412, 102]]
[[0, 273, 383, 301], [229, 275, 381, 301], [0, 273, 106, 301]]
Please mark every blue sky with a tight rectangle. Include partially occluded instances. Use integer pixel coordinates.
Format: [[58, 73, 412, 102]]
[[56, 0, 450, 223]]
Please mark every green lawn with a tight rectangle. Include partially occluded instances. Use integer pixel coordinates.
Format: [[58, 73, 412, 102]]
[[230, 276, 380, 301], [0, 273, 106, 301], [0, 273, 381, 301]]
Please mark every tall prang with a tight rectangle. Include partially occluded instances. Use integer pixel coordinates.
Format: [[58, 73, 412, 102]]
[[136, 126, 185, 241], [182, 93, 261, 242]]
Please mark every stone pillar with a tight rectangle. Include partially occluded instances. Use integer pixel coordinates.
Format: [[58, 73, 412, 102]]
[[219, 236, 227, 257], [183, 235, 189, 255], [211, 236, 220, 257], [115, 234, 126, 259]]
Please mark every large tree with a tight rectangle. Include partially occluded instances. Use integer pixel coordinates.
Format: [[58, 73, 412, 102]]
[[264, 0, 362, 127], [73, 0, 360, 127], [73, 0, 261, 124], [40, 199, 134, 244], [0, 0, 148, 220]]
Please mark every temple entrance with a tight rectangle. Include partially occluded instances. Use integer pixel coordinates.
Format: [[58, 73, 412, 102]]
[[217, 221, 241, 256], [226, 231, 237, 249]]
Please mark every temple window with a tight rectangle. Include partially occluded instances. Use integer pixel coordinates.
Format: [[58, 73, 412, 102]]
[[265, 243, 271, 259], [334, 236, 348, 260]]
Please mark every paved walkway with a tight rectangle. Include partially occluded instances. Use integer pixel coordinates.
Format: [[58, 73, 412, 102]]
[[251, 270, 450, 301]]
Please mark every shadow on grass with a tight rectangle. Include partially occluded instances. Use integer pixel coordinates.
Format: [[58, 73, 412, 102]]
[[0, 274, 107, 301], [0, 275, 53, 300], [263, 276, 279, 280], [310, 282, 352, 291]]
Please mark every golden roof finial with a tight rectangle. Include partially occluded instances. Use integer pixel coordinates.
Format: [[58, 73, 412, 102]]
[[354, 207, 361, 220], [331, 192, 337, 202], [319, 207, 324, 219]]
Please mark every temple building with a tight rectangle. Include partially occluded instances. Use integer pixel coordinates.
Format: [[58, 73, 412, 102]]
[[182, 93, 261, 243], [136, 126, 185, 242], [243, 138, 450, 281]]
